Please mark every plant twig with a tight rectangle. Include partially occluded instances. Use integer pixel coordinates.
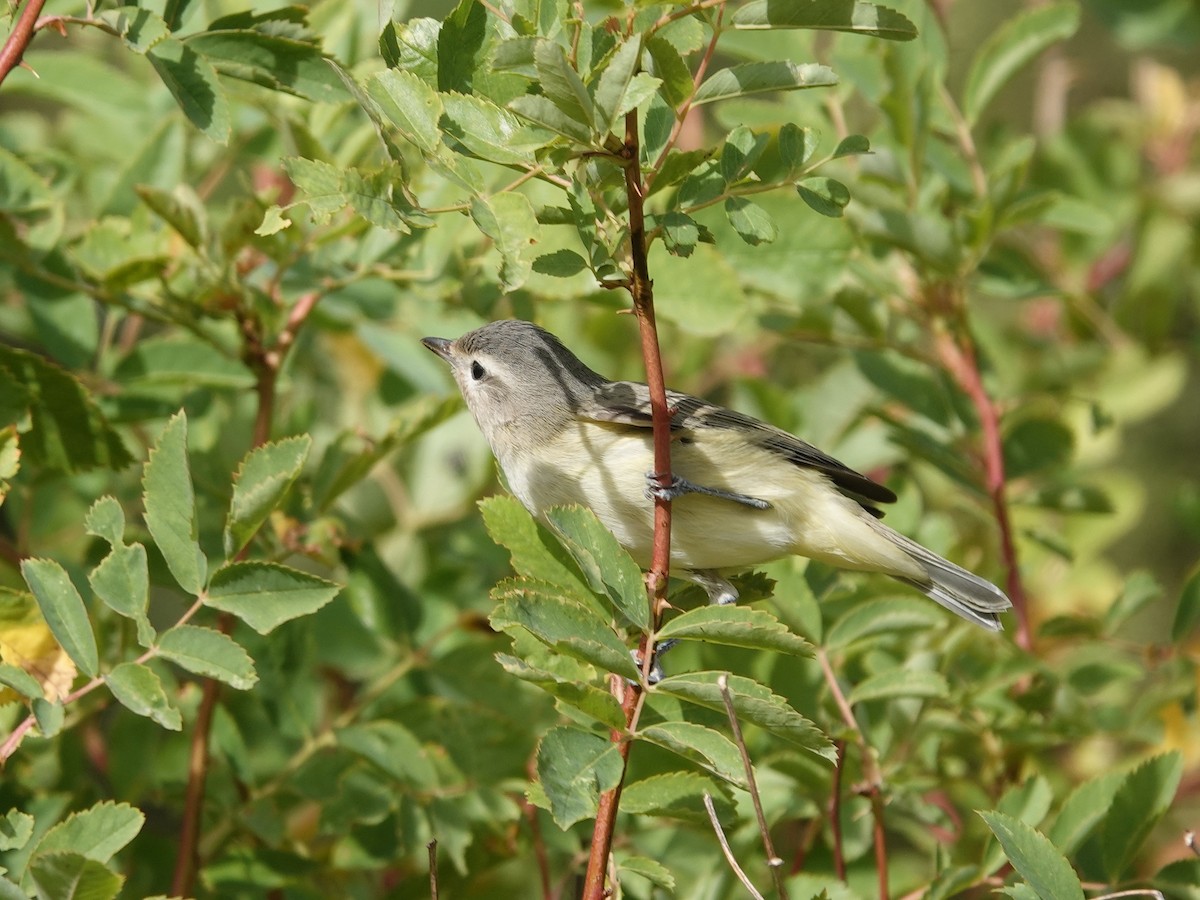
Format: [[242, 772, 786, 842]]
[[717, 674, 788, 898], [704, 793, 767, 900], [0, 0, 48, 88], [428, 839, 439, 899], [829, 739, 848, 880]]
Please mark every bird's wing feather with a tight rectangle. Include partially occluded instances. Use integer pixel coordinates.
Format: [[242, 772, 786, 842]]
[[580, 381, 897, 508]]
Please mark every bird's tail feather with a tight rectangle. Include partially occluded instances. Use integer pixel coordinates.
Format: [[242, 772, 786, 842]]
[[873, 522, 1012, 631]]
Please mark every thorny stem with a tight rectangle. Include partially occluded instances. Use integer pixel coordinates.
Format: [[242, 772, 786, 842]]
[[817, 649, 888, 900], [0, 0, 48, 87]]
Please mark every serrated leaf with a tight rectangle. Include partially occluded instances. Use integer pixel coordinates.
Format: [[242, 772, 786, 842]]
[[186, 31, 344, 103], [847, 668, 949, 704], [469, 191, 541, 291], [508, 94, 593, 143], [224, 435, 311, 558], [693, 61, 837, 106], [533, 39, 593, 128], [824, 596, 945, 651], [89, 543, 153, 647], [532, 248, 588, 277], [0, 810, 34, 852], [83, 497, 125, 547], [655, 672, 834, 759], [142, 412, 205, 595], [621, 771, 736, 822], [724, 197, 778, 246], [537, 725, 625, 829], [732, 0, 918, 40], [963, 2, 1080, 126], [255, 205, 291, 235], [20, 559, 98, 678], [545, 506, 650, 632], [147, 37, 231, 143], [342, 166, 432, 233], [496, 654, 626, 729], [637, 722, 748, 788], [368, 68, 444, 153], [97, 7, 170, 53], [480, 496, 593, 601], [649, 148, 716, 196], [618, 856, 675, 889], [592, 36, 642, 134], [647, 37, 692, 109], [283, 157, 344, 223], [28, 852, 122, 900], [657, 605, 813, 656], [1048, 770, 1126, 856], [441, 93, 540, 165], [978, 811, 1083, 900], [437, 0, 487, 94], [491, 580, 638, 679], [798, 176, 851, 217], [105, 662, 181, 731], [35, 801, 145, 863], [983, 776, 1055, 874], [337, 721, 438, 787], [156, 624, 257, 689], [204, 562, 340, 634], [1100, 752, 1183, 880]]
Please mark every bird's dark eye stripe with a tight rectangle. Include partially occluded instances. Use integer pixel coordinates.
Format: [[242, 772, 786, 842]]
[[470, 360, 486, 380]]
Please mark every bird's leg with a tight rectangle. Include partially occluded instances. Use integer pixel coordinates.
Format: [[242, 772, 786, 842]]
[[686, 569, 740, 606], [645, 472, 771, 510]]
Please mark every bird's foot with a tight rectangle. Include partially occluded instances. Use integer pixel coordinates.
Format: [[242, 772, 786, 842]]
[[687, 569, 740, 606], [629, 638, 680, 686], [644, 472, 771, 510]]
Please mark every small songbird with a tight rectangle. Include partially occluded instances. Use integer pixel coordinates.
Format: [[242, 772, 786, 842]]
[[423, 320, 1011, 630]]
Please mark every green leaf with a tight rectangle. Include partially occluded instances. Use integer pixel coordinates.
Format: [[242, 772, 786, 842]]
[[20, 559, 98, 678], [1003, 416, 1073, 479], [142, 411, 206, 595], [480, 496, 593, 602], [490, 579, 639, 680], [1100, 752, 1183, 881], [720, 126, 769, 184], [978, 811, 1083, 900], [545, 506, 650, 632], [508, 94, 593, 143], [637, 722, 748, 788], [537, 725, 625, 830], [657, 605, 813, 656], [205, 562, 340, 635], [846, 668, 949, 704], [83, 496, 125, 547], [650, 148, 716, 196], [368, 68, 444, 153], [441, 93, 539, 166], [380, 16, 441, 81], [337, 721, 438, 787], [533, 39, 593, 130], [797, 177, 851, 217], [283, 157, 344, 223], [1172, 566, 1200, 642], [984, 776, 1055, 874], [1048, 770, 1126, 857], [620, 772, 735, 822], [115, 338, 254, 390], [659, 210, 705, 257], [35, 801, 145, 863], [437, 0, 487, 94], [655, 672, 835, 760], [732, 0, 918, 40], [724, 197, 778, 246], [185, 31, 343, 103], [255, 205, 291, 236], [33, 698, 64, 737], [693, 61, 837, 106], [0, 346, 132, 473], [342, 166, 432, 233], [224, 435, 311, 559], [105, 663, 181, 731], [27, 853, 122, 900], [496, 654, 626, 729], [469, 191, 541, 291], [0, 810, 34, 852], [147, 37, 231, 143], [134, 184, 206, 248], [963, 2, 1080, 125], [96, 7, 171, 53], [1104, 570, 1161, 634], [156, 624, 258, 689], [532, 248, 588, 277], [0, 662, 44, 700], [647, 37, 692, 108], [824, 597, 946, 651], [89, 543, 154, 647], [833, 134, 871, 157], [592, 36, 642, 134], [617, 856, 675, 890]]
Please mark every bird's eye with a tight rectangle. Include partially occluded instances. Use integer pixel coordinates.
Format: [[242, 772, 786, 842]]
[[470, 360, 486, 381]]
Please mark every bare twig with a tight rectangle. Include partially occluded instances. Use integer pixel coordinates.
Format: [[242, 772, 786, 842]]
[[0, 0, 49, 88], [717, 674, 788, 898], [704, 793, 767, 900], [829, 739, 848, 880], [428, 840, 439, 899]]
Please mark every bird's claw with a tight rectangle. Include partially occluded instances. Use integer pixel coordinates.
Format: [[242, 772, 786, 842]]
[[644, 472, 771, 510], [629, 639, 680, 686]]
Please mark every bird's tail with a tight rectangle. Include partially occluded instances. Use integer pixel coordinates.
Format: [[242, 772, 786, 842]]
[[872, 521, 1012, 631]]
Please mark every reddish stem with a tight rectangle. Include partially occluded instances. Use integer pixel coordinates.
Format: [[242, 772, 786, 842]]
[[829, 740, 847, 880], [0, 0, 48, 87]]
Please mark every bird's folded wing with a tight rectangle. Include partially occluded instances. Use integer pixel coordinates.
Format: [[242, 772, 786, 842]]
[[581, 381, 897, 508]]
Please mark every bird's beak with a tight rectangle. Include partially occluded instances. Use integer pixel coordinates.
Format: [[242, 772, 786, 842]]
[[421, 336, 453, 359]]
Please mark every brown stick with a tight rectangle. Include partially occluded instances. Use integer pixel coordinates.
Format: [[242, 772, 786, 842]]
[[0, 0, 48, 88]]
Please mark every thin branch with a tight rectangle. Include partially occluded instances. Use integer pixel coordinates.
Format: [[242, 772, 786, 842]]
[[581, 678, 638, 899], [428, 840, 439, 900], [829, 740, 848, 881], [0, 0, 49, 88], [717, 674, 787, 899], [816, 649, 887, 900], [704, 793, 767, 900]]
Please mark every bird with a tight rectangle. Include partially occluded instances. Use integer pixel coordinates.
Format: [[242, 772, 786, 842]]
[[422, 319, 1011, 630]]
